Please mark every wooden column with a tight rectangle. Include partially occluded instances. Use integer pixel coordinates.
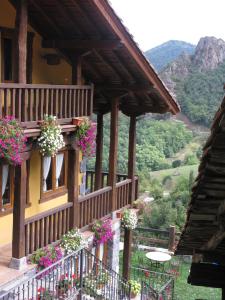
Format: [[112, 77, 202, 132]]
[[72, 57, 82, 85], [128, 115, 137, 204], [108, 98, 119, 212], [94, 113, 104, 190], [123, 115, 136, 281], [222, 288, 225, 300], [68, 149, 80, 229], [168, 225, 176, 251], [12, 161, 27, 259], [15, 0, 28, 83]]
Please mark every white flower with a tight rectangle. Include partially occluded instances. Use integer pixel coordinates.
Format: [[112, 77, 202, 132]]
[[122, 209, 138, 230]]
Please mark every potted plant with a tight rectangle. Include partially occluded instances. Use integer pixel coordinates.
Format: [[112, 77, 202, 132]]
[[61, 228, 86, 254], [37, 287, 54, 300], [92, 219, 114, 246], [128, 280, 141, 299], [0, 116, 27, 165], [30, 245, 63, 273], [74, 118, 96, 157], [121, 209, 138, 230], [56, 273, 78, 298], [38, 114, 65, 157]]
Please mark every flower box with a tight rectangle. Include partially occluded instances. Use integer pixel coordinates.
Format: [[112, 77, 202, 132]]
[[72, 118, 84, 126]]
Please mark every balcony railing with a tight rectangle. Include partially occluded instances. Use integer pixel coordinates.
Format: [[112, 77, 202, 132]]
[[86, 170, 128, 193], [0, 83, 94, 127], [78, 186, 112, 228], [24, 203, 72, 256], [23, 173, 138, 255]]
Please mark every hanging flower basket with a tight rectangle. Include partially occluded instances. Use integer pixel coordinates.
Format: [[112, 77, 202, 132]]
[[0, 116, 27, 165], [121, 209, 138, 230], [92, 219, 114, 246], [74, 118, 96, 157], [38, 115, 65, 157]]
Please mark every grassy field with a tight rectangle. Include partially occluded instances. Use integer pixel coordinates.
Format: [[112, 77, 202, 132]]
[[174, 262, 221, 300], [150, 164, 199, 190], [121, 250, 221, 300]]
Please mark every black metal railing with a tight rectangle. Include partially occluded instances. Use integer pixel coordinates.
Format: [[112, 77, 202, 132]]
[[131, 267, 174, 300], [86, 170, 128, 193], [0, 249, 130, 300]]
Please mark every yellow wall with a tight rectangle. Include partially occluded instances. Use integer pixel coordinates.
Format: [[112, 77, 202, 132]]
[[0, 1, 84, 246], [0, 0, 72, 84]]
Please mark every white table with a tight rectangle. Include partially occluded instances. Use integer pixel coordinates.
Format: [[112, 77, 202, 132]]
[[146, 251, 172, 271], [146, 251, 172, 262]]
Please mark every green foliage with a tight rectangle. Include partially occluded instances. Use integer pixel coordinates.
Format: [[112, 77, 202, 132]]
[[175, 62, 225, 127], [142, 172, 195, 230], [88, 115, 193, 178], [172, 160, 182, 168], [184, 153, 198, 165]]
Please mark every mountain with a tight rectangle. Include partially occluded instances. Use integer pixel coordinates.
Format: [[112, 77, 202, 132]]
[[145, 40, 195, 71], [160, 37, 225, 127]]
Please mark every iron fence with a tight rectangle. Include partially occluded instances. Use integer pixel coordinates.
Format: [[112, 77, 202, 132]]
[[131, 267, 174, 300], [0, 249, 130, 300]]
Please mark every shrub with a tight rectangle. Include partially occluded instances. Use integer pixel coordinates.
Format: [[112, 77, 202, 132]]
[[172, 160, 182, 168]]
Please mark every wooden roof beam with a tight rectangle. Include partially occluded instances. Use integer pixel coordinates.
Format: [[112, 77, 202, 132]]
[[93, 50, 125, 81], [42, 39, 122, 50], [96, 84, 154, 93], [54, 0, 83, 36], [29, 0, 62, 37], [201, 229, 225, 251]]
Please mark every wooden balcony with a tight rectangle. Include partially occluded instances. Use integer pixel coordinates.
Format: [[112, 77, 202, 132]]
[[0, 83, 94, 127], [23, 172, 138, 256]]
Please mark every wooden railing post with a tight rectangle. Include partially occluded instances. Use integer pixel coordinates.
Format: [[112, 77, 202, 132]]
[[108, 98, 119, 212], [128, 115, 137, 205], [123, 115, 136, 280], [10, 154, 29, 269], [168, 225, 176, 251], [95, 113, 104, 190], [68, 148, 80, 229]]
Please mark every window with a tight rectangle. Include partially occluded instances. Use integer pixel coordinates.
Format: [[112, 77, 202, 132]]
[[1, 30, 15, 83], [40, 150, 68, 202], [0, 164, 14, 214], [0, 162, 30, 215]]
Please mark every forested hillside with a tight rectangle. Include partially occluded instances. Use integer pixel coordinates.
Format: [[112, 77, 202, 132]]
[[160, 37, 225, 127], [145, 40, 195, 71], [89, 114, 193, 174]]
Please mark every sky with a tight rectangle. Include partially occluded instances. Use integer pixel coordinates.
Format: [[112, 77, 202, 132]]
[[110, 0, 225, 51]]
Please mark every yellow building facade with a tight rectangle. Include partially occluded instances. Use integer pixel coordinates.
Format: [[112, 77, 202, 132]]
[[0, 0, 83, 246]]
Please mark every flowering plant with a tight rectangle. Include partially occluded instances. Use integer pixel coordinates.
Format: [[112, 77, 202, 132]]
[[128, 280, 141, 296], [56, 273, 78, 291], [0, 116, 26, 165], [92, 219, 114, 246], [61, 228, 86, 254], [74, 118, 96, 157], [121, 209, 138, 230], [30, 245, 63, 272], [38, 115, 65, 157], [37, 287, 54, 300]]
